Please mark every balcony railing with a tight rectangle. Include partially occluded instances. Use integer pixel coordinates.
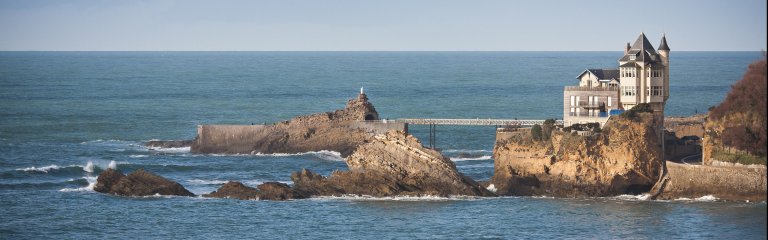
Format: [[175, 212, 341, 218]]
[[568, 112, 610, 117], [564, 86, 619, 91]]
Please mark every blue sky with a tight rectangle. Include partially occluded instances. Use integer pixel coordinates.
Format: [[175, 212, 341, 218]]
[[0, 0, 765, 51]]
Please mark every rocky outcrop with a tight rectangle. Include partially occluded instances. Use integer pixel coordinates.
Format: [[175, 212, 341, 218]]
[[203, 182, 259, 200], [189, 93, 381, 157], [204, 181, 303, 200], [652, 161, 766, 202], [94, 169, 195, 197], [291, 131, 495, 197], [490, 113, 664, 197]]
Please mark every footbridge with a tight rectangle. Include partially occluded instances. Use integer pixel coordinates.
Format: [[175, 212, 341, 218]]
[[359, 118, 563, 149]]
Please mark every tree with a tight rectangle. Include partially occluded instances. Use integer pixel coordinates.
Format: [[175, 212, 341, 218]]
[[531, 124, 543, 141], [542, 119, 556, 141], [709, 59, 767, 156]]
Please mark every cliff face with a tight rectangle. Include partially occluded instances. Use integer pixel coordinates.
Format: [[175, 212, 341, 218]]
[[491, 113, 664, 197], [190, 93, 380, 157], [291, 131, 495, 197]]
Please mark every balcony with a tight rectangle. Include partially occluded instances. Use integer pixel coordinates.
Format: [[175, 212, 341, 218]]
[[564, 86, 619, 91]]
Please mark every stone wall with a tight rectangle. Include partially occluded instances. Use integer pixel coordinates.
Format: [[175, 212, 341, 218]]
[[349, 121, 408, 135], [655, 162, 766, 201], [193, 125, 270, 154]]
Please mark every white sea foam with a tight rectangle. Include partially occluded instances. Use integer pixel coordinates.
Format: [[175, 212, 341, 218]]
[[17, 165, 61, 173], [311, 194, 479, 202], [613, 194, 651, 201], [83, 161, 95, 173], [187, 179, 231, 185], [252, 150, 344, 161], [59, 176, 97, 192], [695, 195, 718, 202], [451, 155, 493, 161], [187, 179, 291, 186], [129, 155, 148, 158], [486, 184, 497, 193], [108, 160, 117, 170], [148, 146, 191, 153]]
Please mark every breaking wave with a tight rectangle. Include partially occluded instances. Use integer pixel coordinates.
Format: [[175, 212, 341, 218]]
[[16, 165, 63, 173], [59, 176, 97, 192]]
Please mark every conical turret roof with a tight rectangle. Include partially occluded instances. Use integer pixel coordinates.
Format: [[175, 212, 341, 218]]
[[658, 34, 670, 51]]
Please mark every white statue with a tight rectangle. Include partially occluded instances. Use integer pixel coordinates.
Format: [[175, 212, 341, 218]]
[[360, 86, 364, 95]]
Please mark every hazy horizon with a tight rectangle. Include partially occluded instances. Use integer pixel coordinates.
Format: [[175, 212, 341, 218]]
[[1, 0, 766, 51]]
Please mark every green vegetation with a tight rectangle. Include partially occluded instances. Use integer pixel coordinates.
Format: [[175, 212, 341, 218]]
[[619, 103, 653, 120], [542, 119, 556, 141], [713, 148, 767, 166], [531, 124, 543, 141]]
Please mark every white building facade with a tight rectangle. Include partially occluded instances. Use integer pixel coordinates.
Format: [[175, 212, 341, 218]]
[[563, 33, 670, 127]]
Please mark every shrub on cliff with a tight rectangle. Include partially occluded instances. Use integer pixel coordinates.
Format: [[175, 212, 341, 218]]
[[542, 119, 556, 141], [708, 59, 767, 156], [620, 103, 653, 120], [531, 124, 543, 141]]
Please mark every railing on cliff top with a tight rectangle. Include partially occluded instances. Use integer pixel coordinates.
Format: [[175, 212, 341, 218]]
[[367, 118, 564, 126]]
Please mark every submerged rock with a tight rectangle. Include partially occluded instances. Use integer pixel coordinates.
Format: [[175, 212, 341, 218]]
[[291, 131, 495, 197], [95, 169, 195, 197], [491, 113, 664, 197], [204, 181, 304, 201]]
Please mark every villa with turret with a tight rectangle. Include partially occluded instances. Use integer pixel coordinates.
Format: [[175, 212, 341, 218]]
[[563, 33, 670, 127]]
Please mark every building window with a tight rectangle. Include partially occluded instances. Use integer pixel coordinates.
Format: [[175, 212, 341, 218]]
[[622, 86, 636, 96], [650, 86, 663, 96], [570, 95, 575, 106], [608, 97, 612, 107], [629, 55, 636, 60], [570, 107, 575, 116]]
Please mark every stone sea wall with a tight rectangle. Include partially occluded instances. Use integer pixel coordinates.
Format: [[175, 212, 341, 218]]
[[655, 162, 766, 201]]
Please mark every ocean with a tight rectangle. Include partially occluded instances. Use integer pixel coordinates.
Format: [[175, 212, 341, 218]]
[[0, 51, 765, 239]]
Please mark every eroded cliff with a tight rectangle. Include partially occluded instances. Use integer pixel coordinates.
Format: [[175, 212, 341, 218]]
[[490, 113, 664, 197]]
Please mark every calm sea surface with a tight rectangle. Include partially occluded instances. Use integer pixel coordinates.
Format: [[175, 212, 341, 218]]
[[0, 51, 765, 239]]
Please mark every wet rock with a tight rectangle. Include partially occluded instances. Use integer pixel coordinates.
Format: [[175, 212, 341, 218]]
[[203, 181, 259, 200], [257, 182, 303, 201], [94, 169, 195, 197], [204, 181, 304, 201]]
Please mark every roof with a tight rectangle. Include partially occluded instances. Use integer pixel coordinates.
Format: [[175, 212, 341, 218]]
[[619, 33, 662, 63], [619, 62, 638, 67], [658, 34, 670, 51], [576, 69, 619, 80]]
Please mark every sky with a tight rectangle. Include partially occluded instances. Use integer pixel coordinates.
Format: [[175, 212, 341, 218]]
[[0, 0, 766, 51]]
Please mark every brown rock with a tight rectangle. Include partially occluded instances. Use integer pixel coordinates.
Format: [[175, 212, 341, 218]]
[[491, 113, 664, 197], [95, 169, 195, 197], [203, 181, 259, 200], [94, 168, 124, 193], [290, 131, 496, 198], [257, 182, 303, 201], [190, 93, 380, 157]]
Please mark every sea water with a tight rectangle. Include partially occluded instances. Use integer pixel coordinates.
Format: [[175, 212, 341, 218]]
[[0, 51, 765, 239]]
